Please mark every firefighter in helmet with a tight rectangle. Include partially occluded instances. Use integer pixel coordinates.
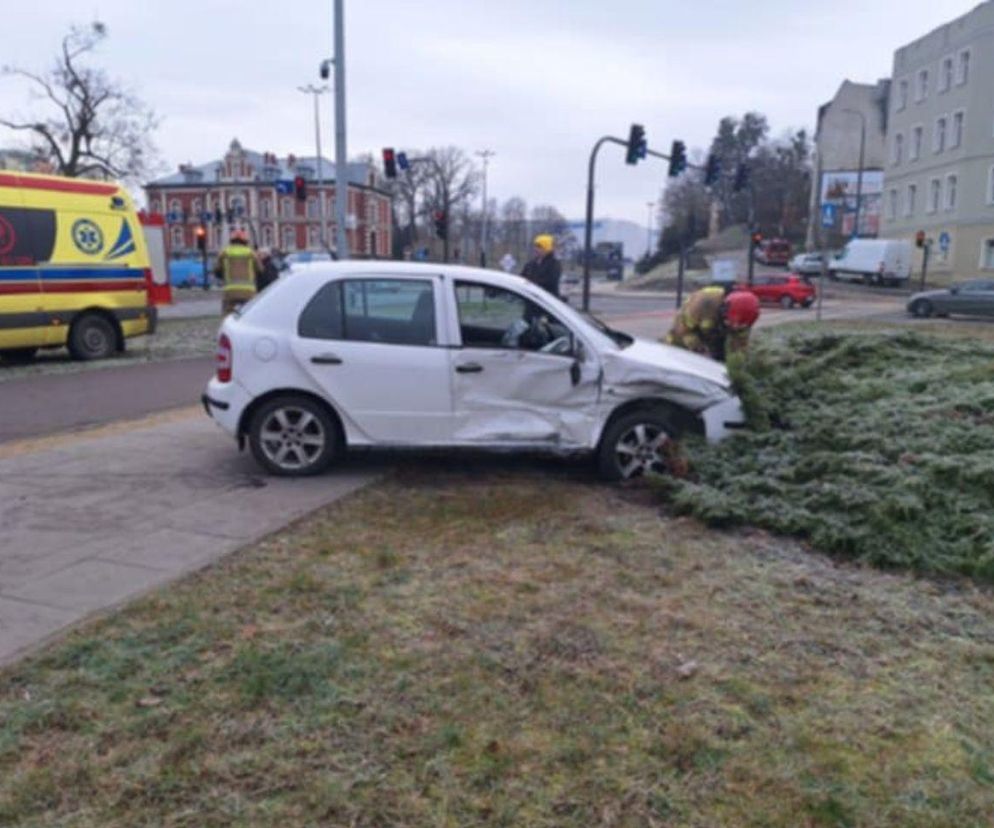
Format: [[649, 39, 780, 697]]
[[214, 229, 260, 314], [666, 286, 760, 362]]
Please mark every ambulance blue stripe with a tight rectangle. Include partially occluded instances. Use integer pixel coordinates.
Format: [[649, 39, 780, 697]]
[[0, 267, 141, 281]]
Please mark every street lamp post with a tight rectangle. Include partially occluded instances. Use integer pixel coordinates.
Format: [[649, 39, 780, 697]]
[[298, 84, 329, 250], [842, 108, 866, 239], [475, 149, 495, 267]]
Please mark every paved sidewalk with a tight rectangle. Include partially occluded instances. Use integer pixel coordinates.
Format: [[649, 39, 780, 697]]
[[0, 412, 376, 665]]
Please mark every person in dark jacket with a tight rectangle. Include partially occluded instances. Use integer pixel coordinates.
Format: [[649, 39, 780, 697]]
[[521, 234, 562, 298], [255, 248, 280, 292]]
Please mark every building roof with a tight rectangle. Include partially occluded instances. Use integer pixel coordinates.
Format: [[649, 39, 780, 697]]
[[147, 140, 372, 188]]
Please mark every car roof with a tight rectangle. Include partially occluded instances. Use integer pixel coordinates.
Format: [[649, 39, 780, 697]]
[[284, 260, 536, 292]]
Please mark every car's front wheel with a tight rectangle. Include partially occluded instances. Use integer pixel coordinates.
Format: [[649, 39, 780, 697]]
[[779, 295, 795, 309], [248, 395, 341, 476], [597, 408, 679, 481], [910, 299, 934, 319]]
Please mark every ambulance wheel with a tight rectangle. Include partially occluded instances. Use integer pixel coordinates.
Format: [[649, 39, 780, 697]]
[[0, 348, 38, 364], [68, 313, 117, 361]]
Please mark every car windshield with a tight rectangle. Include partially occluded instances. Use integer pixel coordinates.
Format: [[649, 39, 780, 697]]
[[580, 311, 634, 348]]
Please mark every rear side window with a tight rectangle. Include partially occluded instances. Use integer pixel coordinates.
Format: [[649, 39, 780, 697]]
[[298, 281, 344, 339], [298, 278, 436, 346]]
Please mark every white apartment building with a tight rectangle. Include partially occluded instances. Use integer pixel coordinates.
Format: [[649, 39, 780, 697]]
[[882, 1, 994, 282]]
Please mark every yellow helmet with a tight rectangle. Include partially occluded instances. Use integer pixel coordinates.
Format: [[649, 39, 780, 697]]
[[533, 234, 555, 253]]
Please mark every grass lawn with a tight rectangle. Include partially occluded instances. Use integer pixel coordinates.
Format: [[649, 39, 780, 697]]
[[2, 467, 993, 826]]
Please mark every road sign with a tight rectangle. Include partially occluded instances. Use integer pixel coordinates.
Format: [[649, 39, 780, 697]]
[[820, 203, 837, 228], [166, 211, 180, 224], [938, 231, 951, 253], [275, 180, 294, 195]]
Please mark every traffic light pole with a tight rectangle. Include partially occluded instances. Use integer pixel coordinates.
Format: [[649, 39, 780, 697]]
[[332, 0, 349, 259], [582, 137, 703, 311]]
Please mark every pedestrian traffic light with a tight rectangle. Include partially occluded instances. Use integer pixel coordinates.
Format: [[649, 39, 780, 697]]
[[433, 210, 447, 240], [625, 123, 646, 165], [704, 154, 721, 187], [915, 229, 926, 248], [382, 148, 397, 179], [668, 140, 687, 177], [733, 163, 751, 192], [294, 175, 307, 201], [195, 225, 207, 253]]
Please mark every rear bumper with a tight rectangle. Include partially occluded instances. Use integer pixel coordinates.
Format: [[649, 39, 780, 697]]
[[202, 378, 252, 438]]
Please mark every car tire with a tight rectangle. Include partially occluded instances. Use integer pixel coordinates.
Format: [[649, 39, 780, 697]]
[[779, 295, 795, 309], [801, 298, 814, 309], [910, 299, 934, 319], [597, 407, 679, 482], [248, 394, 341, 477], [0, 348, 38, 364], [68, 313, 117, 361]]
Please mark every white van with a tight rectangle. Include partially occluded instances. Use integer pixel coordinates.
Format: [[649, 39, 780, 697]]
[[829, 239, 912, 287]]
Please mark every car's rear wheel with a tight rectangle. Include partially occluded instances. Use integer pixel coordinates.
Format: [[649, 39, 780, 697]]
[[597, 408, 678, 482], [68, 313, 117, 361], [910, 299, 934, 319], [0, 348, 38, 364], [779, 295, 795, 309], [248, 394, 341, 476]]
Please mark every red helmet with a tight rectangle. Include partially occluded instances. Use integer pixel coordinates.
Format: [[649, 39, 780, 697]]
[[723, 290, 760, 329]]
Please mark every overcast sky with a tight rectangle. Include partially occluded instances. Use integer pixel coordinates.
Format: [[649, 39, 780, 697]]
[[0, 0, 979, 226]]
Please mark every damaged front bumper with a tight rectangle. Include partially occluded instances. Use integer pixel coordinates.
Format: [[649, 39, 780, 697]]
[[699, 395, 747, 442]]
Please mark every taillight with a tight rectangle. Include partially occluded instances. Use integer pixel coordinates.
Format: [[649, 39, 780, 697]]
[[216, 333, 232, 382]]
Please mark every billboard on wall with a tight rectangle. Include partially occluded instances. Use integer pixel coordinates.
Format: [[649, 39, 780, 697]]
[[820, 169, 884, 237]]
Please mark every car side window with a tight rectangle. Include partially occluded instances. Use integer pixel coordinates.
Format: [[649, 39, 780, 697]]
[[343, 279, 436, 346], [299, 278, 436, 346], [455, 280, 572, 355]]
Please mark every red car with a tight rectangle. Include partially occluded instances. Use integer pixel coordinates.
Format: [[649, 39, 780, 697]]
[[741, 274, 815, 309]]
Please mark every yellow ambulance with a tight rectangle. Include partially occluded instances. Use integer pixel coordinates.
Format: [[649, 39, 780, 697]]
[[0, 171, 156, 362]]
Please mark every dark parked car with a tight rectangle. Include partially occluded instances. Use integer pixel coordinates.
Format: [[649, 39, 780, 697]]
[[907, 279, 994, 318]]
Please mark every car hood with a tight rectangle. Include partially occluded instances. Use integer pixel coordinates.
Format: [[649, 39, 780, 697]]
[[599, 338, 735, 411], [908, 289, 951, 302]]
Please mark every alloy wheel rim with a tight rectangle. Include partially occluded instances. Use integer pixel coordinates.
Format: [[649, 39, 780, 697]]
[[614, 423, 671, 479], [260, 407, 326, 470]]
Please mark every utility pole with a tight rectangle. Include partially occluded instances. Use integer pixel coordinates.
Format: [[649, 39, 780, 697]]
[[645, 200, 654, 257], [298, 84, 329, 249], [332, 0, 348, 258], [475, 149, 495, 267]]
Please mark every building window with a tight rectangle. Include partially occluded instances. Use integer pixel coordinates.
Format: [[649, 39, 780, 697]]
[[916, 69, 928, 102], [171, 226, 184, 249], [262, 226, 274, 247], [150, 199, 161, 213], [951, 112, 964, 149], [308, 225, 321, 247], [988, 166, 994, 204], [896, 79, 908, 111], [934, 117, 947, 153], [910, 126, 923, 161], [928, 178, 941, 214], [946, 175, 957, 210], [260, 198, 272, 219], [906, 184, 917, 217], [307, 196, 319, 219], [983, 240, 994, 269], [957, 50, 970, 85], [887, 189, 898, 220], [281, 198, 293, 219], [168, 199, 181, 215], [940, 57, 953, 92], [282, 225, 296, 250], [892, 132, 904, 165]]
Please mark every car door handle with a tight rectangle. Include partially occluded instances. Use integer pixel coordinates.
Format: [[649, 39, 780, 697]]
[[311, 354, 343, 365], [456, 362, 483, 373]]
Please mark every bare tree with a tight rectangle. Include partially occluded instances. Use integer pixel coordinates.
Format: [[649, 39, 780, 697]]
[[497, 196, 529, 265], [0, 22, 158, 182], [423, 146, 479, 262]]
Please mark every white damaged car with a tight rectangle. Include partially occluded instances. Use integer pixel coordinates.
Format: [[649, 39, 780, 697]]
[[203, 262, 746, 480]]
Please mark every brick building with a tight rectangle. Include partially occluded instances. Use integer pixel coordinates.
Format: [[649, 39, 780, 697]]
[[145, 138, 391, 257]]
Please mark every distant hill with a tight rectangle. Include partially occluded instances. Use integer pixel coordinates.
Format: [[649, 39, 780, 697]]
[[565, 218, 651, 260]]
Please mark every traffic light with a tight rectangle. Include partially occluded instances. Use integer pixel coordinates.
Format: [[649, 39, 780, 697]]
[[915, 230, 926, 248], [625, 123, 646, 165], [704, 154, 721, 187], [382, 148, 397, 179], [195, 225, 207, 253], [294, 175, 307, 201], [733, 163, 751, 192], [433, 210, 447, 240], [751, 231, 763, 247], [668, 140, 687, 177], [319, 59, 332, 80]]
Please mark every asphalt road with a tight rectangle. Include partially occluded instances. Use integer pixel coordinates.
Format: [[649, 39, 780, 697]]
[[0, 356, 213, 444]]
